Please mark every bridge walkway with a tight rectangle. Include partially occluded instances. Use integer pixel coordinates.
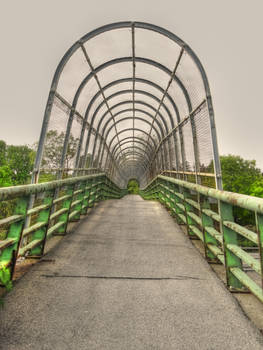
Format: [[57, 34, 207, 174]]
[[0, 195, 262, 349]]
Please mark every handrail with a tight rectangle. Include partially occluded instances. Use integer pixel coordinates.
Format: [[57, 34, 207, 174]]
[[2, 172, 263, 306], [143, 174, 263, 214], [0, 173, 106, 200], [140, 175, 263, 303], [0, 173, 126, 285]]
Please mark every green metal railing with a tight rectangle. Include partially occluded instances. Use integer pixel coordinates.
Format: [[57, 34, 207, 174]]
[[2, 172, 263, 306], [140, 175, 263, 303], [0, 173, 126, 286]]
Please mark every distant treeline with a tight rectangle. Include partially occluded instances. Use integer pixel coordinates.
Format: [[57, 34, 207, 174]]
[[0, 140, 35, 187], [0, 137, 263, 226]]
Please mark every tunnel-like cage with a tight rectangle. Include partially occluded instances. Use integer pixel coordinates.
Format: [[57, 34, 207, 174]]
[[34, 22, 222, 189]]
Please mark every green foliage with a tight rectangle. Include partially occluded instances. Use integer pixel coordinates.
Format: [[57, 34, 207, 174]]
[[0, 165, 13, 187], [0, 266, 12, 292], [221, 155, 262, 226], [0, 140, 7, 166], [38, 172, 56, 183], [250, 178, 263, 198], [0, 140, 35, 186], [127, 179, 139, 194], [0, 141, 35, 224], [221, 155, 261, 194], [6, 145, 35, 185]]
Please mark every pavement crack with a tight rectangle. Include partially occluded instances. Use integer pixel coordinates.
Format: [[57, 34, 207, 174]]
[[41, 274, 201, 280]]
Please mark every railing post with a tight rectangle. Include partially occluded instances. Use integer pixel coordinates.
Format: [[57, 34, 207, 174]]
[[172, 183, 186, 225], [256, 213, 263, 288], [167, 182, 176, 217], [81, 179, 92, 215], [0, 196, 29, 280], [56, 184, 75, 235], [159, 179, 165, 205], [200, 194, 218, 263], [89, 178, 96, 208], [219, 201, 245, 291], [182, 187, 196, 239], [163, 179, 171, 209], [94, 177, 101, 203], [70, 181, 85, 222], [101, 176, 106, 201], [28, 189, 55, 257]]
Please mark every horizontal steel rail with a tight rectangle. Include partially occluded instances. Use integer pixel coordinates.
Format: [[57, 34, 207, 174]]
[[140, 175, 263, 303], [0, 173, 126, 286]]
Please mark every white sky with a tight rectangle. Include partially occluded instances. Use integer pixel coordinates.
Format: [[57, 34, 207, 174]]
[[1, 0, 263, 168]]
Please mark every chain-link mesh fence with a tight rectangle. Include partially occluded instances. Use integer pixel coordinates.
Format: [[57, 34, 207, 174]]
[[35, 22, 221, 189]]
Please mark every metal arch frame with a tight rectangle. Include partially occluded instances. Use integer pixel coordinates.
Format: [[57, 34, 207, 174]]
[[104, 116, 162, 142], [88, 102, 169, 164], [87, 80, 184, 174], [98, 115, 162, 169], [119, 158, 148, 175], [101, 131, 157, 176], [65, 76, 183, 180], [115, 145, 152, 162], [104, 127, 160, 176], [95, 102, 169, 139], [75, 76, 180, 136], [108, 128, 158, 151], [98, 136, 155, 175], [98, 111, 165, 154], [117, 158, 149, 179], [99, 110, 170, 175], [118, 156, 148, 170], [85, 88, 176, 173], [118, 151, 150, 165], [111, 136, 155, 159], [81, 87, 180, 174], [84, 90, 173, 158], [102, 117, 162, 167], [34, 21, 222, 189], [72, 55, 192, 170], [79, 77, 177, 133], [119, 157, 148, 172], [57, 56, 192, 180], [107, 139, 153, 174]]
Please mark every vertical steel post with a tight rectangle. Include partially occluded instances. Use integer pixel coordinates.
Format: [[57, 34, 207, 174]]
[[28, 190, 55, 257], [0, 196, 29, 279], [200, 194, 218, 262], [56, 184, 75, 235], [256, 213, 263, 288], [219, 201, 244, 290]]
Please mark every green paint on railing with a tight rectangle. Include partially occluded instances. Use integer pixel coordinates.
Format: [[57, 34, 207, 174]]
[[140, 174, 263, 303], [0, 173, 125, 290]]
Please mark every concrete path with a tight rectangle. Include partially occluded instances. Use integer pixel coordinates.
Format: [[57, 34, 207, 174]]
[[1, 195, 263, 349]]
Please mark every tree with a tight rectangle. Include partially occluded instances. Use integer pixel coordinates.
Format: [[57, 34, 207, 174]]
[[0, 140, 6, 166], [6, 145, 35, 185], [42, 130, 79, 169], [249, 178, 263, 198], [220, 155, 262, 226], [221, 155, 262, 195], [0, 141, 35, 186], [0, 165, 12, 187], [0, 141, 12, 187], [127, 179, 139, 194]]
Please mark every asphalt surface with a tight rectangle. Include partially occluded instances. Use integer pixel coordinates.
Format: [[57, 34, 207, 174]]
[[1, 195, 263, 349]]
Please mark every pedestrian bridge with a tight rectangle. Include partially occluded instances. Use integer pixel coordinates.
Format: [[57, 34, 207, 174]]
[[1, 22, 263, 349]]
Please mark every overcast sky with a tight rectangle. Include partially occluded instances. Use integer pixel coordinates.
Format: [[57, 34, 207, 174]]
[[1, 0, 263, 168]]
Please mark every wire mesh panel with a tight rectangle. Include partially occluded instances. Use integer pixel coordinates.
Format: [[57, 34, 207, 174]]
[[35, 22, 221, 189]]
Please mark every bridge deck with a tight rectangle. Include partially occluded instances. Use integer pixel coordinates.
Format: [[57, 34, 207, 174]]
[[1, 195, 263, 349]]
